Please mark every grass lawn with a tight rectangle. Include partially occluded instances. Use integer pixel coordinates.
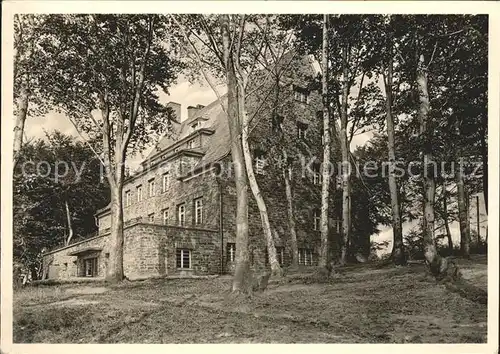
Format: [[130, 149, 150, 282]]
[[13, 255, 487, 343]]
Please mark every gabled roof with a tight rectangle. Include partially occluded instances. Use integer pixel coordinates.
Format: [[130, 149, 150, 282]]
[[146, 95, 230, 171]]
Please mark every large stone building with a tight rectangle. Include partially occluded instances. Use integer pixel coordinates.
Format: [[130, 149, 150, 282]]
[[42, 54, 342, 280]]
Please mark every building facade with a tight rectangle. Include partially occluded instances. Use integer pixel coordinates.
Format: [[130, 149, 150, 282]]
[[42, 54, 342, 280]]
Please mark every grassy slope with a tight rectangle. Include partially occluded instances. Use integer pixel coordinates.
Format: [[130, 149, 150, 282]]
[[13, 256, 487, 343]]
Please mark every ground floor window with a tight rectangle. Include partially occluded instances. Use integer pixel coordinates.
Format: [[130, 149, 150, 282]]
[[276, 247, 285, 265], [298, 249, 313, 266], [265, 247, 285, 266], [176, 248, 191, 269], [227, 243, 236, 263], [84, 257, 98, 277]]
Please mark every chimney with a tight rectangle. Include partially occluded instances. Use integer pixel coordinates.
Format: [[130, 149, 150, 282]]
[[167, 102, 181, 123], [187, 104, 206, 120]]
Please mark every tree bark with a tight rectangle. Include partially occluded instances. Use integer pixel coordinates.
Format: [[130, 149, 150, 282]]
[[14, 82, 29, 167], [282, 151, 298, 268], [218, 16, 252, 293], [339, 44, 351, 266], [456, 164, 470, 258], [64, 199, 74, 246], [319, 14, 332, 269], [107, 185, 124, 282], [417, 53, 442, 275], [442, 182, 453, 254], [383, 37, 406, 266], [238, 83, 281, 277]]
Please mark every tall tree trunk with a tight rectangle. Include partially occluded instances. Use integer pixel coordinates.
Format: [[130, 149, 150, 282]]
[[416, 53, 442, 275], [219, 16, 252, 293], [107, 184, 124, 282], [442, 182, 453, 254], [319, 14, 332, 268], [384, 37, 406, 266], [282, 150, 298, 268], [238, 84, 281, 277], [14, 82, 29, 167], [456, 165, 470, 258], [339, 44, 351, 266], [64, 199, 74, 246], [480, 116, 487, 214]]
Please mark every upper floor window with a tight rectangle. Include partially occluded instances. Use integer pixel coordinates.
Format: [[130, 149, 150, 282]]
[[336, 175, 343, 189], [125, 190, 132, 207], [294, 87, 310, 104], [227, 243, 236, 263], [136, 185, 143, 202], [178, 203, 186, 226], [148, 213, 155, 223], [297, 122, 308, 140], [163, 208, 169, 225], [194, 197, 203, 225], [254, 149, 267, 175], [191, 121, 200, 130], [313, 163, 322, 185], [334, 219, 342, 234], [148, 179, 155, 197], [187, 139, 195, 149], [163, 172, 170, 193], [313, 209, 321, 231], [272, 114, 284, 133]]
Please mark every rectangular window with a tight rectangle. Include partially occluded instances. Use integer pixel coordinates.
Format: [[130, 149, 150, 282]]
[[313, 164, 322, 185], [272, 114, 284, 133], [178, 203, 186, 226], [334, 219, 341, 234], [264, 248, 284, 265], [148, 213, 155, 223], [227, 243, 236, 263], [148, 179, 155, 197], [136, 185, 143, 202], [176, 249, 191, 269], [299, 249, 313, 266], [276, 247, 285, 266], [294, 87, 309, 103], [336, 175, 342, 189], [313, 209, 321, 231], [163, 208, 169, 225], [194, 198, 203, 225], [84, 257, 98, 277], [255, 157, 266, 175], [187, 139, 195, 149], [162, 172, 170, 193], [297, 122, 308, 140], [125, 190, 132, 207]]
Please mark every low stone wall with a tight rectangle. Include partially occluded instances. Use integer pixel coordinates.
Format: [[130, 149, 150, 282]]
[[42, 221, 221, 280]]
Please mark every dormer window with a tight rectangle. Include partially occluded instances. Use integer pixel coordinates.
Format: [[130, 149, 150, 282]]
[[294, 86, 310, 104]]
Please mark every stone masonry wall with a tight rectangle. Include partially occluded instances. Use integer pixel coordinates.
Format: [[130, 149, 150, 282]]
[[43, 221, 221, 280], [98, 162, 221, 234]]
